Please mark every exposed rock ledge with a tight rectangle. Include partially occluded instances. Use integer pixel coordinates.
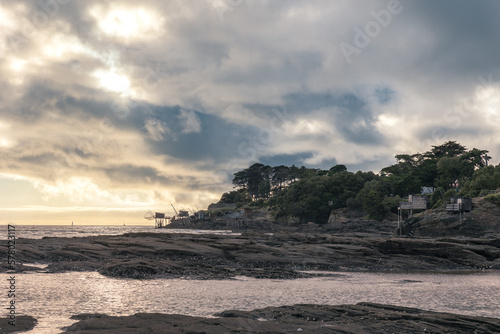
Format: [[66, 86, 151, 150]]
[[3, 232, 500, 279], [0, 316, 37, 333], [63, 303, 500, 333]]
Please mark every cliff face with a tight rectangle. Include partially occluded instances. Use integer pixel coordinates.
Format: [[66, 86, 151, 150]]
[[325, 208, 397, 237], [401, 197, 500, 238]]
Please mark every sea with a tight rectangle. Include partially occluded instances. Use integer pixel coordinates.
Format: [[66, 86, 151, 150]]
[[2, 225, 500, 333], [1, 224, 239, 240]]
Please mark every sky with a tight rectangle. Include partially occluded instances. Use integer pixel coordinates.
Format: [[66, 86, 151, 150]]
[[1, 0, 500, 225]]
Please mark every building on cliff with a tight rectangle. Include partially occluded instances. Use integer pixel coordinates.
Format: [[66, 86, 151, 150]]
[[446, 197, 472, 213]]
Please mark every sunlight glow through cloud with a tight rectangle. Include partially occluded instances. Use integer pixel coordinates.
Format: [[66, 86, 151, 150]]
[[0, 6, 16, 30], [0, 138, 12, 148], [376, 114, 399, 128], [89, 5, 165, 40], [475, 86, 500, 122], [9, 58, 26, 71], [94, 70, 131, 93]]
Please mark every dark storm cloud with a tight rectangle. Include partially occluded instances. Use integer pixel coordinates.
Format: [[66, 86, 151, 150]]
[[10, 83, 58, 122], [259, 153, 339, 170], [100, 164, 196, 188], [213, 50, 324, 85], [409, 0, 500, 66], [243, 89, 388, 145], [416, 126, 494, 144], [387, 0, 500, 85], [283, 92, 366, 113], [284, 91, 385, 145], [258, 153, 316, 167], [374, 87, 395, 105], [143, 107, 261, 161]]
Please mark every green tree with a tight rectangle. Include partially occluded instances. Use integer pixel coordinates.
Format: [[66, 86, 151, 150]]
[[430, 187, 445, 207], [462, 164, 500, 197], [356, 180, 387, 220], [384, 141, 490, 191], [270, 165, 290, 193], [430, 141, 466, 159], [436, 156, 463, 188], [232, 163, 272, 200], [229, 141, 493, 223], [273, 175, 333, 223], [328, 164, 347, 175], [219, 189, 251, 204]]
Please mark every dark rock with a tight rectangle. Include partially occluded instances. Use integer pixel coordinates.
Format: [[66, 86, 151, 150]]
[[2, 232, 499, 279], [0, 315, 37, 333], [63, 303, 500, 333]]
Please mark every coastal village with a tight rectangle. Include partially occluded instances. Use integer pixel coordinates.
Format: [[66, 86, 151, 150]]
[[147, 192, 498, 239], [144, 142, 500, 239]]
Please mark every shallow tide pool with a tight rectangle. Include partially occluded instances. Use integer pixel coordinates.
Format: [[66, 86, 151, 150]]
[[8, 271, 500, 333]]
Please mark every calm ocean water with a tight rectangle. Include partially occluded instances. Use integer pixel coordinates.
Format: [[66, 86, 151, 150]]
[[10, 271, 500, 333], [1, 224, 238, 239]]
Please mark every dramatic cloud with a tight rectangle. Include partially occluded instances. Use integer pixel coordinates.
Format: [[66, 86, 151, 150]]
[[1, 0, 500, 224]]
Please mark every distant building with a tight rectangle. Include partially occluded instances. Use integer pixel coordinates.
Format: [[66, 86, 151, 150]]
[[421, 187, 434, 195], [398, 195, 429, 234], [178, 210, 189, 217], [399, 195, 428, 210], [226, 210, 245, 219], [446, 197, 472, 213]]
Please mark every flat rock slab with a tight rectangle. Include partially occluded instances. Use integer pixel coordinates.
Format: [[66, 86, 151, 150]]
[[2, 233, 499, 279], [0, 316, 37, 333], [63, 303, 500, 333]]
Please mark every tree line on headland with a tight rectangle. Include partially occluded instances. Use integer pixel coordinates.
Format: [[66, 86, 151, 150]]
[[218, 141, 500, 223]]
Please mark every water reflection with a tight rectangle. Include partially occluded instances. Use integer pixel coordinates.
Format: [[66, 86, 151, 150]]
[[1, 225, 239, 240], [16, 271, 500, 333]]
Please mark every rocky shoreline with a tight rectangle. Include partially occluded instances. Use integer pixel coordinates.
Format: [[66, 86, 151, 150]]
[[3, 231, 499, 279], [61, 303, 500, 333], [2, 228, 500, 333]]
